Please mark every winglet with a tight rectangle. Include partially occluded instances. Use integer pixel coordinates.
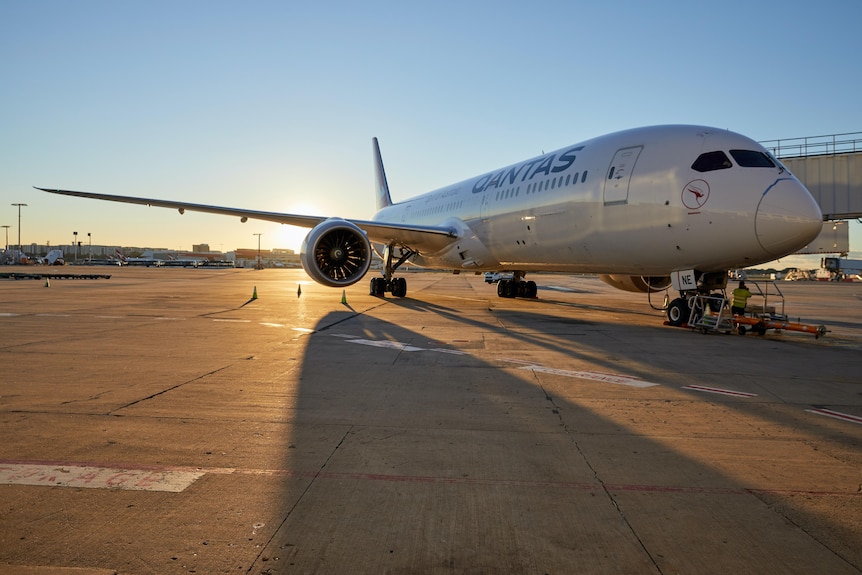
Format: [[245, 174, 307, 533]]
[[373, 137, 393, 210]]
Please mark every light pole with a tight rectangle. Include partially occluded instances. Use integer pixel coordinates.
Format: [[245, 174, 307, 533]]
[[1, 225, 9, 254], [253, 233, 263, 269], [11, 203, 27, 264], [87, 232, 92, 263], [73, 231, 78, 263]]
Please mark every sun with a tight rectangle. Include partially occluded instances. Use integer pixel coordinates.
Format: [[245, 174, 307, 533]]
[[273, 224, 309, 253], [270, 202, 324, 252]]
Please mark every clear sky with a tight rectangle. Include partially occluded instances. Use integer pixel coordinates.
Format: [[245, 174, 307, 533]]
[[1, 0, 860, 265]]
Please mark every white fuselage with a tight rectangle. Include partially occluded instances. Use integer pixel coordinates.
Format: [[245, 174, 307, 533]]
[[372, 125, 823, 276]]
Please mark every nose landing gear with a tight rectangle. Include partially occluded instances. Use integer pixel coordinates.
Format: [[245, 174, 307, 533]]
[[666, 297, 690, 326]]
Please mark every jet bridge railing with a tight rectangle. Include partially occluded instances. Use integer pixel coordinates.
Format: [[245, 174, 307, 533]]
[[760, 131, 862, 159]]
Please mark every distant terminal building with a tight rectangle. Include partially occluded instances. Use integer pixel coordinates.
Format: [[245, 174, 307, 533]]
[[21, 243, 129, 264], [234, 248, 300, 268]]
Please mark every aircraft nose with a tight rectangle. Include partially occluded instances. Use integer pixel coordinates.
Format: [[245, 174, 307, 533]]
[[755, 178, 823, 257]]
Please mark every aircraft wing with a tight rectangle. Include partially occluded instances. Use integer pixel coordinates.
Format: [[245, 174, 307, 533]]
[[35, 187, 459, 254]]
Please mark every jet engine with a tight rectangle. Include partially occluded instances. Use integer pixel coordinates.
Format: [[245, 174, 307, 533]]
[[300, 218, 372, 287], [599, 275, 672, 293]]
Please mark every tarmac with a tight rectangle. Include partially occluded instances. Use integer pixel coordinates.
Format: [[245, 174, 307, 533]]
[[1, 267, 860, 575]]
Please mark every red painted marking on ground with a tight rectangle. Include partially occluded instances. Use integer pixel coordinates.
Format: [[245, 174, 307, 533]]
[[6, 459, 857, 498], [806, 408, 862, 425]]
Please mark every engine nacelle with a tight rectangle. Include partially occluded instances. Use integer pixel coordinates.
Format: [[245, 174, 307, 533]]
[[300, 218, 372, 287], [599, 274, 672, 293]]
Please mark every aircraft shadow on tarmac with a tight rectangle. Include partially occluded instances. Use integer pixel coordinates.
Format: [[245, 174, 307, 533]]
[[254, 290, 862, 574], [1, 270, 857, 573]]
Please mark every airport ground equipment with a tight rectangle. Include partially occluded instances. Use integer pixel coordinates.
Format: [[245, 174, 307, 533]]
[[689, 293, 735, 334], [732, 314, 828, 338], [733, 281, 826, 336], [0, 272, 112, 280], [821, 257, 862, 281], [683, 280, 828, 338]]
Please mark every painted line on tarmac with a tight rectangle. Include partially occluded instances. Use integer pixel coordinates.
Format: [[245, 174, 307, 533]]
[[436, 294, 487, 303], [681, 385, 758, 398], [541, 285, 581, 293], [330, 333, 469, 355], [7, 459, 855, 498], [805, 408, 862, 425], [328, 332, 859, 426], [0, 461, 203, 492], [503, 359, 659, 388], [221, 468, 860, 497], [329, 333, 655, 384]]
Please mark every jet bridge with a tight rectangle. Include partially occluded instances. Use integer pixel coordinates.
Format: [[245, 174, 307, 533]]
[[761, 131, 862, 222]]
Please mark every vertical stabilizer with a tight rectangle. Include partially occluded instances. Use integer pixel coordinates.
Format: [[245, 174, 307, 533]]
[[373, 137, 393, 210]]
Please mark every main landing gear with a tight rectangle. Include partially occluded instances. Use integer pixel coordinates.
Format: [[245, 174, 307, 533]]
[[370, 276, 407, 297], [496, 272, 538, 299], [370, 245, 416, 298]]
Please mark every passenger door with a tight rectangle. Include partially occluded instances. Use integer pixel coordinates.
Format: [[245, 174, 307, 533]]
[[604, 146, 643, 205]]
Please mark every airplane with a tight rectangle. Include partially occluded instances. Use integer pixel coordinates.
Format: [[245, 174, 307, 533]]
[[114, 249, 163, 267], [36, 124, 824, 325]]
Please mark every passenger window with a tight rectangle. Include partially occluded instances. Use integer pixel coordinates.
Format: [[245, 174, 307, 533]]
[[730, 149, 776, 168], [692, 151, 732, 172]]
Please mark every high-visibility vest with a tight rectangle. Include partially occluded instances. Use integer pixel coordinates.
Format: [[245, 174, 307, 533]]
[[732, 288, 751, 309]]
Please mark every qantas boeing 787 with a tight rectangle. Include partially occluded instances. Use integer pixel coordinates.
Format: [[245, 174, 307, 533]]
[[37, 124, 823, 325]]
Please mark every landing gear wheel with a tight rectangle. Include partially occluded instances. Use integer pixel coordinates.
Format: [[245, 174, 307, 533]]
[[497, 279, 517, 298], [369, 277, 385, 296], [496, 278, 536, 299], [667, 297, 690, 327], [391, 277, 407, 297]]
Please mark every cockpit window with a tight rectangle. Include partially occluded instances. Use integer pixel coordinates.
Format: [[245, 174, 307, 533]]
[[766, 151, 788, 174], [691, 151, 732, 172], [730, 149, 776, 168]]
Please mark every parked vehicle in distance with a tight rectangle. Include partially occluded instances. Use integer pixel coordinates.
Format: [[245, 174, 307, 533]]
[[484, 272, 513, 284]]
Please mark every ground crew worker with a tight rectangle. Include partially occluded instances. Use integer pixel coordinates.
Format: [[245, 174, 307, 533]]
[[731, 281, 752, 316]]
